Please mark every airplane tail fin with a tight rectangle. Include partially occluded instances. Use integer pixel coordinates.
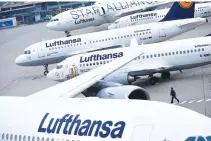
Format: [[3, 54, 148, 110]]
[[160, 2, 195, 22], [205, 33, 211, 36]]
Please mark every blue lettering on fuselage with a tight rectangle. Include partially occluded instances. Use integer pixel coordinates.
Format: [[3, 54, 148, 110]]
[[80, 52, 123, 63], [38, 113, 126, 138], [130, 12, 157, 20], [46, 38, 81, 48], [75, 18, 95, 24]]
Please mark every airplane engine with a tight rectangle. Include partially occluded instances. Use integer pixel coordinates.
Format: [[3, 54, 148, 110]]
[[96, 85, 150, 100], [104, 72, 137, 85]]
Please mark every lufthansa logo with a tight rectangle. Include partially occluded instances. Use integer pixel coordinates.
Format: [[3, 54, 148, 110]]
[[178, 1, 193, 9]]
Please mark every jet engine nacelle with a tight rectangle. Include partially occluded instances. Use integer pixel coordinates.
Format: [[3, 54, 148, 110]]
[[96, 85, 150, 100], [104, 72, 136, 85]]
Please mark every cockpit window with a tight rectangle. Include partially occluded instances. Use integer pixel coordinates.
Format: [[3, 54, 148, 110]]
[[56, 65, 63, 69], [114, 21, 120, 24], [49, 19, 59, 22], [24, 50, 31, 54]]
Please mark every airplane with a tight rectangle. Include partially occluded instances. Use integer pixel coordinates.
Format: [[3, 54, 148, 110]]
[[108, 2, 211, 29], [46, 0, 170, 36], [47, 35, 211, 86], [15, 16, 207, 76], [1, 39, 211, 139]]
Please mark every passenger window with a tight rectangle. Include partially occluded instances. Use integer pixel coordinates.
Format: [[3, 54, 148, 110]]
[[154, 54, 157, 57], [51, 139, 54, 141], [100, 61, 102, 64], [28, 136, 31, 141], [142, 56, 145, 59], [191, 50, 193, 53], [202, 48, 204, 51], [23, 136, 26, 141], [41, 137, 45, 141], [93, 62, 95, 65], [6, 134, 9, 140], [183, 51, 186, 54], [19, 135, 22, 141], [150, 55, 153, 58], [180, 51, 182, 54], [104, 61, 106, 64], [14, 135, 17, 141], [10, 134, 13, 141], [161, 53, 164, 56], [198, 48, 200, 52], [86, 64, 88, 66], [97, 62, 99, 65], [165, 53, 167, 56], [172, 52, 175, 55], [158, 54, 160, 57], [169, 52, 171, 55], [194, 49, 197, 52], [46, 138, 50, 141], [102, 39, 104, 41], [90, 63, 92, 66], [176, 51, 178, 54], [37, 137, 40, 141], [146, 55, 149, 58], [187, 50, 189, 53], [32, 137, 35, 141]]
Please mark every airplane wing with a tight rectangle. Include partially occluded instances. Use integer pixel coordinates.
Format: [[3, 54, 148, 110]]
[[65, 45, 125, 57], [27, 39, 144, 99], [128, 61, 172, 76], [115, 1, 171, 18]]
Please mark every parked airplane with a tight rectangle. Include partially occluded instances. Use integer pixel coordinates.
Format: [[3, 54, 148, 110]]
[[46, 0, 170, 36], [109, 2, 211, 29], [15, 17, 207, 75], [47, 35, 211, 85], [2, 39, 211, 139]]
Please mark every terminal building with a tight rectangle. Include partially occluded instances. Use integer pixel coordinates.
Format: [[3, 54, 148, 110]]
[[0, 1, 95, 27]]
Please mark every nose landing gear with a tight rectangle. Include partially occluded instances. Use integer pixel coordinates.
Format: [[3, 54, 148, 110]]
[[44, 64, 49, 76], [65, 31, 71, 37]]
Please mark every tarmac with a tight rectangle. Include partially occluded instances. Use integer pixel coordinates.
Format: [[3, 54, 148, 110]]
[[0, 18, 211, 117]]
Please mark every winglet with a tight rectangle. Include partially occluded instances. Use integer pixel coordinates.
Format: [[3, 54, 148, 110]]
[[130, 38, 139, 48]]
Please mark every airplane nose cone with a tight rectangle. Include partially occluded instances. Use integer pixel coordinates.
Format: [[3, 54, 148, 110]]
[[15, 56, 22, 66], [46, 22, 53, 30]]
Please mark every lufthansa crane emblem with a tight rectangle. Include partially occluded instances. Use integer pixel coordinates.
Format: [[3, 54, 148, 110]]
[[178, 1, 193, 9]]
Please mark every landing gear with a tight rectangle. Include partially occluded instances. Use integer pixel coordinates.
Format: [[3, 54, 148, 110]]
[[148, 75, 159, 85], [65, 31, 71, 37], [44, 65, 49, 76], [161, 71, 170, 80]]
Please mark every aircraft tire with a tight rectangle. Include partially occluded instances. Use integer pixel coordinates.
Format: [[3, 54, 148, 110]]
[[161, 72, 170, 80], [44, 71, 49, 76], [149, 77, 159, 85]]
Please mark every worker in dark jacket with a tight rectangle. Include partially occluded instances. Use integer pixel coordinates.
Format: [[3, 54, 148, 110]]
[[170, 87, 179, 103]]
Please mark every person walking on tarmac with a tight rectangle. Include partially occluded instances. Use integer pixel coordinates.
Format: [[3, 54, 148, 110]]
[[170, 87, 179, 103]]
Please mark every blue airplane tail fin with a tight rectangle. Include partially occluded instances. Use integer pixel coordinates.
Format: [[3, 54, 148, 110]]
[[160, 2, 195, 22], [205, 33, 211, 36]]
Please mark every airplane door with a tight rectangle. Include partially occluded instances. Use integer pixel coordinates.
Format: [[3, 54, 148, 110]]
[[37, 47, 45, 58], [158, 28, 166, 37], [132, 125, 153, 141]]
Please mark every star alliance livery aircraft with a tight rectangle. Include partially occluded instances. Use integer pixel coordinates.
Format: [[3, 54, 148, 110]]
[[109, 2, 211, 29], [46, 0, 170, 36], [15, 1, 206, 76], [47, 35, 211, 86], [1, 39, 211, 141]]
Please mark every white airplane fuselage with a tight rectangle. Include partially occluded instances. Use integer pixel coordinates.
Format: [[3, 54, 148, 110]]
[[15, 18, 206, 67], [0, 97, 211, 141], [47, 36, 211, 83], [46, 0, 163, 31], [108, 3, 211, 29]]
